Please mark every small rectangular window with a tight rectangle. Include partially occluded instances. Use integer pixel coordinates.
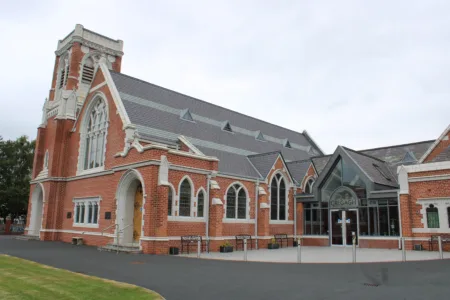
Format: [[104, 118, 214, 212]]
[[73, 198, 100, 226]]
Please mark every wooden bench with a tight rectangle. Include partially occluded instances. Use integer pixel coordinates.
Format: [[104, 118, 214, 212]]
[[181, 235, 208, 254], [72, 237, 83, 245], [235, 234, 253, 251], [274, 233, 294, 248], [428, 234, 450, 251]]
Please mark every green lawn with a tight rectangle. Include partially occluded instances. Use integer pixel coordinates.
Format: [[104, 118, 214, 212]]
[[0, 255, 162, 300]]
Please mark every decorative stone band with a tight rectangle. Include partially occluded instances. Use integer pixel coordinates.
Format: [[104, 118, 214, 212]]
[[40, 228, 115, 238]]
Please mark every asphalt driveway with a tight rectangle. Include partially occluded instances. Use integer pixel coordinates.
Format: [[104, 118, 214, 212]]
[[1, 236, 450, 300]]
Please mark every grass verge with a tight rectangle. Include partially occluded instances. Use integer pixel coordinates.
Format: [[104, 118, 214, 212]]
[[0, 254, 162, 300]]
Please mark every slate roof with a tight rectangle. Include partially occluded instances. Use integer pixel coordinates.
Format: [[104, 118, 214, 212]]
[[109, 71, 321, 179], [359, 140, 434, 166], [197, 146, 261, 179], [247, 152, 281, 179], [286, 160, 312, 185], [432, 145, 450, 162], [342, 147, 398, 188], [311, 156, 331, 174]]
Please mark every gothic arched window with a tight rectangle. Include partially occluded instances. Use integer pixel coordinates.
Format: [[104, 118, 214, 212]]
[[226, 184, 247, 219], [58, 54, 69, 89], [179, 179, 192, 217], [82, 98, 108, 170], [168, 186, 174, 216], [271, 173, 287, 220], [304, 178, 314, 194], [197, 190, 205, 218]]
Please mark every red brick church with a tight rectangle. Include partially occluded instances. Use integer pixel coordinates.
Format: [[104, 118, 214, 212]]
[[25, 25, 450, 254]]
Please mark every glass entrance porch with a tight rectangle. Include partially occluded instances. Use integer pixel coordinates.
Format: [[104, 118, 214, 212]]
[[302, 155, 400, 246]]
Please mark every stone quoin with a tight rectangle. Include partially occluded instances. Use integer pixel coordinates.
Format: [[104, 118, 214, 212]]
[[25, 24, 450, 254]]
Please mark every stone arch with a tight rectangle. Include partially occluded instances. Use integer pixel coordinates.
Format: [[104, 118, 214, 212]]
[[29, 183, 45, 236], [115, 169, 146, 245]]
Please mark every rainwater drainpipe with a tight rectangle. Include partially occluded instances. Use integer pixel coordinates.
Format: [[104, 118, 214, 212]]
[[397, 190, 403, 250], [206, 173, 211, 251], [255, 180, 259, 250], [294, 187, 297, 239]]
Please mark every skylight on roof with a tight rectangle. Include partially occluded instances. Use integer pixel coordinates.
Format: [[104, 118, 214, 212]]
[[372, 163, 391, 181], [180, 109, 194, 122], [284, 139, 292, 148], [222, 121, 233, 133], [402, 151, 417, 163], [255, 131, 266, 141]]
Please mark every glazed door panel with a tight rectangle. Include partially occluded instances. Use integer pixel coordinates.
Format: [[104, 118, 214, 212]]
[[331, 210, 343, 245]]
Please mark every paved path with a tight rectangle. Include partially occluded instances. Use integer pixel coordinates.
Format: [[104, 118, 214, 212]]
[[1, 236, 450, 300], [181, 245, 450, 263]]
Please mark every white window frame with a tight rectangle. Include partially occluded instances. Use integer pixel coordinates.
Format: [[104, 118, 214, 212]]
[[168, 177, 206, 222], [167, 184, 175, 217], [77, 93, 109, 176], [304, 177, 315, 194], [269, 171, 293, 224], [413, 198, 450, 233], [196, 188, 206, 218], [73, 197, 101, 228], [223, 183, 249, 221]]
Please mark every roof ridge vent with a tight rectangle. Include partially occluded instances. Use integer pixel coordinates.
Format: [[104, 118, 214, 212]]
[[222, 120, 233, 133], [180, 109, 194, 122], [284, 139, 292, 148], [255, 130, 266, 141]]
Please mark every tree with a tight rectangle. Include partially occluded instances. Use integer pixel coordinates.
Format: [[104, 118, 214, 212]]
[[0, 136, 35, 219]]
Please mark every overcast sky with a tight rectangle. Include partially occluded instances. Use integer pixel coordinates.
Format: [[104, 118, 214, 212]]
[[0, 0, 449, 154]]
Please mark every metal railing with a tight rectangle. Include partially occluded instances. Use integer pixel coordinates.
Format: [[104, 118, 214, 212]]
[[96, 222, 133, 254]]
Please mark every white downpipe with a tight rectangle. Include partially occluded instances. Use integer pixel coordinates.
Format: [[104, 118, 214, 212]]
[[254, 180, 259, 250], [206, 174, 211, 252]]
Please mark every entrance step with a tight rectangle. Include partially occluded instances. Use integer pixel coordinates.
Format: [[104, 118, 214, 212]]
[[15, 235, 40, 241], [98, 243, 141, 254]]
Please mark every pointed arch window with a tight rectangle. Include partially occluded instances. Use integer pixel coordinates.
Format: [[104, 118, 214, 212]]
[[168, 187, 173, 216], [304, 178, 314, 194], [83, 99, 108, 170], [226, 184, 247, 219], [179, 179, 192, 217], [58, 55, 69, 89], [197, 191, 205, 218], [271, 174, 287, 220], [43, 150, 49, 170]]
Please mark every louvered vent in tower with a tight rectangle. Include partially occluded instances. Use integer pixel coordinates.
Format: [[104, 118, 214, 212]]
[[81, 58, 95, 84]]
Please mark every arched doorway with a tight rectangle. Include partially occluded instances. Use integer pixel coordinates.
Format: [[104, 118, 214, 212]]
[[29, 184, 44, 236], [116, 170, 145, 246]]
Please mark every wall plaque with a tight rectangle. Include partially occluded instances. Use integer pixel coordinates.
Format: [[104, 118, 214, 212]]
[[105, 212, 111, 220]]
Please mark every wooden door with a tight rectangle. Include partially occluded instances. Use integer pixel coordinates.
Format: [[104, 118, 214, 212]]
[[133, 184, 143, 243]]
